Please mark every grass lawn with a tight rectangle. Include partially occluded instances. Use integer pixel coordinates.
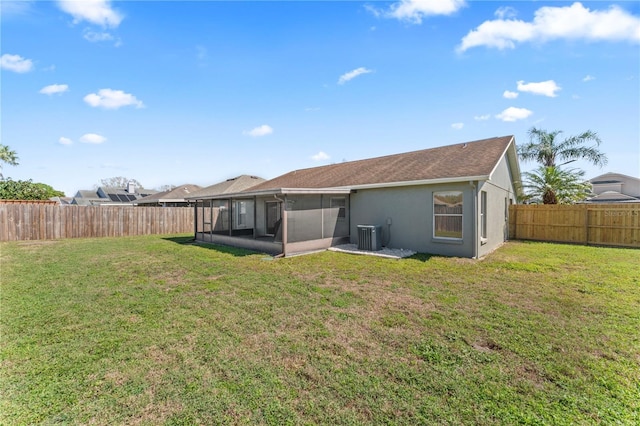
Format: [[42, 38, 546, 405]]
[[1, 236, 639, 425]]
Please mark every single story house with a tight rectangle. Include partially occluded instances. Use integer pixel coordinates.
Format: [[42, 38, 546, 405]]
[[188, 136, 522, 258], [585, 172, 640, 203], [135, 184, 202, 207]]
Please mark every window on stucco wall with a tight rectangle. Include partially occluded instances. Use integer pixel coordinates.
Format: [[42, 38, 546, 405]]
[[433, 191, 463, 240], [481, 191, 487, 240]]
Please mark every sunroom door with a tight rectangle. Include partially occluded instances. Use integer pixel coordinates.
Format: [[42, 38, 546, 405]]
[[265, 201, 281, 235]]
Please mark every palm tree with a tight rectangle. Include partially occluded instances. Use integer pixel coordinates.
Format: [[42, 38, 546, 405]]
[[518, 127, 607, 168], [0, 144, 19, 179], [523, 166, 592, 204]]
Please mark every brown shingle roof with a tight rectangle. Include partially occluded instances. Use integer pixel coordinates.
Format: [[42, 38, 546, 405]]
[[248, 136, 514, 191], [187, 175, 266, 199]]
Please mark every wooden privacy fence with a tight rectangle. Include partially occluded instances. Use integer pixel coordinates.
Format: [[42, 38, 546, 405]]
[[509, 204, 640, 248], [0, 204, 194, 241]]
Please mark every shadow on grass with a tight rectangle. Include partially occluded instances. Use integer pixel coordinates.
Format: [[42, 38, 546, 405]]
[[404, 252, 437, 262], [162, 236, 263, 258]]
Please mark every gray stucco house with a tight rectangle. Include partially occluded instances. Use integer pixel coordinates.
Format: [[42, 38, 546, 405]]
[[189, 136, 522, 258], [585, 172, 640, 203]]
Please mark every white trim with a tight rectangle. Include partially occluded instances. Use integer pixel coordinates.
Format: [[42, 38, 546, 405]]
[[488, 136, 523, 198], [341, 176, 489, 191], [432, 190, 464, 241]]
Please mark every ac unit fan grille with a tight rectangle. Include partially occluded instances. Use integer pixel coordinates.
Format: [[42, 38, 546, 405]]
[[357, 225, 382, 251]]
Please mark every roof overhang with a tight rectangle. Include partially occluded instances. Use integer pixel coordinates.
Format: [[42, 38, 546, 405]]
[[191, 187, 352, 201], [189, 177, 498, 201], [137, 198, 191, 204], [339, 175, 490, 191]]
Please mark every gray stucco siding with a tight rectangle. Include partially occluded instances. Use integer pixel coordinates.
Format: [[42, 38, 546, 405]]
[[349, 183, 476, 257], [477, 155, 518, 257]]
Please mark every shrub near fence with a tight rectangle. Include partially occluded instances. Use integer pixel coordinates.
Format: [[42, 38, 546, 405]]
[[0, 204, 194, 241], [509, 203, 640, 248]]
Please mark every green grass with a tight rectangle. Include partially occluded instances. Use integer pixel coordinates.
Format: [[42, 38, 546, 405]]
[[1, 236, 639, 425]]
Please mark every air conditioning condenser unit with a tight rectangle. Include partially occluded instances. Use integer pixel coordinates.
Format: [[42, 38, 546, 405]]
[[357, 225, 382, 251]]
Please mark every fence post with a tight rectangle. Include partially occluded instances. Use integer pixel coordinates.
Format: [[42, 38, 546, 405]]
[[512, 205, 517, 240], [585, 207, 589, 246]]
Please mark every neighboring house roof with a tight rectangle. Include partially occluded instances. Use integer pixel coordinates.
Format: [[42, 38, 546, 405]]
[[71, 189, 109, 205], [49, 196, 73, 205], [99, 187, 158, 200], [584, 191, 640, 203], [72, 198, 112, 206], [72, 186, 159, 205], [136, 184, 202, 205], [74, 190, 99, 198], [187, 175, 266, 199], [589, 172, 640, 196], [201, 136, 519, 199], [590, 172, 640, 184]]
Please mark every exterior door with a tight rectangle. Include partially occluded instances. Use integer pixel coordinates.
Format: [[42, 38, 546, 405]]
[[265, 201, 281, 235]]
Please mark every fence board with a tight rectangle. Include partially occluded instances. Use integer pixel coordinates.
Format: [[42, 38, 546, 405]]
[[0, 205, 194, 241], [509, 204, 639, 248]]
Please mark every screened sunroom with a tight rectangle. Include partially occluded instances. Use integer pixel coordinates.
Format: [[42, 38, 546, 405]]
[[192, 189, 351, 256]]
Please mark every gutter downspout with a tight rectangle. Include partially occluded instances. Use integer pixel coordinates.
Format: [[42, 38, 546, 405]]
[[193, 200, 198, 240], [228, 198, 233, 237]]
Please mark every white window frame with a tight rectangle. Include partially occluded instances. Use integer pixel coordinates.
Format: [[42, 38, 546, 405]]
[[235, 200, 247, 228], [433, 191, 463, 240], [481, 191, 487, 240]]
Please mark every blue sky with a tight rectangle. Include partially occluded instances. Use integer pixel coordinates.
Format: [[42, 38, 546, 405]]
[[1, 0, 639, 196]]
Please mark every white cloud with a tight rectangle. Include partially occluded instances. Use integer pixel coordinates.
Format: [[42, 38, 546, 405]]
[[59, 137, 73, 145], [495, 6, 517, 20], [451, 122, 464, 130], [503, 90, 519, 99], [373, 0, 466, 24], [243, 125, 273, 137], [57, 0, 123, 27], [474, 114, 491, 121], [338, 67, 373, 85], [83, 29, 111, 41], [583, 75, 595, 82], [0, 54, 33, 73], [0, 1, 34, 17], [79, 133, 107, 144], [457, 2, 640, 52], [517, 80, 561, 97], [40, 84, 69, 95], [311, 151, 330, 161], [83, 89, 144, 109], [82, 29, 122, 46], [495, 107, 533, 122]]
